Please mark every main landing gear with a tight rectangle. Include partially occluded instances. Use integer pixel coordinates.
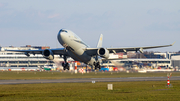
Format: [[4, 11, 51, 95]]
[[94, 62, 101, 70]]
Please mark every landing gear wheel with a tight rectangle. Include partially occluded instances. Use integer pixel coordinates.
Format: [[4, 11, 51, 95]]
[[62, 63, 69, 70], [96, 65, 101, 70], [95, 66, 97, 70], [94, 62, 101, 70]]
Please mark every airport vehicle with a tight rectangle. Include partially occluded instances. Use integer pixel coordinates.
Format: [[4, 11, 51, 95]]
[[43, 63, 57, 71], [6, 29, 174, 70], [100, 67, 109, 71]]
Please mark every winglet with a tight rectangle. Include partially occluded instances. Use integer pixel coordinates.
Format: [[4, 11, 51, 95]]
[[97, 34, 103, 48], [171, 42, 176, 46]]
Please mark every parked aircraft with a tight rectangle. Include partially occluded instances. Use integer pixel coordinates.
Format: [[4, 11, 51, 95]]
[[6, 29, 174, 70]]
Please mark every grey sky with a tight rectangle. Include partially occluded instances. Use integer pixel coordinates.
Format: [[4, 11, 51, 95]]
[[0, 0, 180, 52]]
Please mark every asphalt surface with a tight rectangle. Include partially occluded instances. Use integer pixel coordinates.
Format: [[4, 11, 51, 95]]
[[0, 76, 180, 85]]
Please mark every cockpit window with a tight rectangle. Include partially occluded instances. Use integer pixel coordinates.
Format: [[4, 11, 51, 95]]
[[60, 29, 68, 33]]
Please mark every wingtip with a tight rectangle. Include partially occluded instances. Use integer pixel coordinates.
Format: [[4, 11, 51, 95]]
[[171, 41, 176, 46]]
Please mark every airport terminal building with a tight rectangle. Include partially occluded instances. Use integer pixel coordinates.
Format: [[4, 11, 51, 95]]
[[171, 54, 180, 68]]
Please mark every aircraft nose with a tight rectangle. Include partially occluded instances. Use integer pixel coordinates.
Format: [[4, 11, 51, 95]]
[[59, 29, 67, 38], [60, 31, 64, 38], [57, 30, 66, 45]]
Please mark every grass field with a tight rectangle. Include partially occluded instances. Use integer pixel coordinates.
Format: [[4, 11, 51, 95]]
[[0, 71, 180, 100], [0, 81, 180, 101], [0, 71, 180, 80]]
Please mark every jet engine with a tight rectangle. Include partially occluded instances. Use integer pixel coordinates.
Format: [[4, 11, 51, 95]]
[[97, 48, 109, 59], [42, 49, 54, 60]]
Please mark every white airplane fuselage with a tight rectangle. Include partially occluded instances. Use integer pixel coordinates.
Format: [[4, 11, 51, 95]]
[[57, 29, 96, 66]]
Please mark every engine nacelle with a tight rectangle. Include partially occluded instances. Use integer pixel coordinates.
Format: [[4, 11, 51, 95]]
[[42, 49, 54, 60], [97, 48, 109, 59]]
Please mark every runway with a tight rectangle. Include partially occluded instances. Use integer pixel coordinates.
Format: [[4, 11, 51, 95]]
[[0, 76, 180, 85]]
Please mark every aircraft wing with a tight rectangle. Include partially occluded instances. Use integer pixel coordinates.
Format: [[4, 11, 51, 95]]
[[85, 42, 175, 56], [107, 42, 174, 53], [6, 48, 68, 56]]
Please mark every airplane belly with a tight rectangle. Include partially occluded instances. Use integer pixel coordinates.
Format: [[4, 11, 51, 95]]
[[67, 50, 91, 63]]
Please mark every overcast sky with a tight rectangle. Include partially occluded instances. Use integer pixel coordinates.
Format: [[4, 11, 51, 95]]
[[0, 0, 180, 52]]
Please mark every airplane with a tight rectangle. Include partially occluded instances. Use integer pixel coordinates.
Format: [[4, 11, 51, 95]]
[[6, 29, 175, 70]]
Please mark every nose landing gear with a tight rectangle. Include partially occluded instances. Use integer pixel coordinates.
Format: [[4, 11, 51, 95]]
[[62, 55, 70, 70]]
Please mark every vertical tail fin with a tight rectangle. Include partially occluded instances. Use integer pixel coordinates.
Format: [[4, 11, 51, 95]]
[[97, 34, 103, 48]]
